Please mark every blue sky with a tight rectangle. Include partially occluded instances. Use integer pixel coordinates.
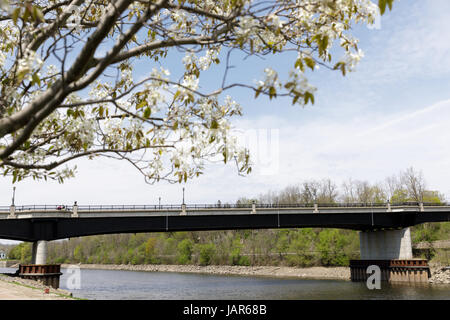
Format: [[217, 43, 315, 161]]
[[2, 0, 450, 209]]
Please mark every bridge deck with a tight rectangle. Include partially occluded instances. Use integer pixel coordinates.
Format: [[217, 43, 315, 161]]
[[0, 204, 448, 242]]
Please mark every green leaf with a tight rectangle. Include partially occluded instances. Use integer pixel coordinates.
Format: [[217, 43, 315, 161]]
[[318, 35, 329, 56], [304, 57, 316, 70], [136, 100, 146, 110], [333, 62, 346, 76], [378, 0, 387, 15], [22, 6, 31, 22], [33, 6, 45, 23], [284, 82, 294, 90], [295, 58, 305, 72], [211, 119, 219, 129], [32, 72, 41, 86], [269, 86, 276, 99], [12, 8, 21, 25], [304, 91, 315, 105], [143, 107, 151, 119], [387, 0, 394, 10]]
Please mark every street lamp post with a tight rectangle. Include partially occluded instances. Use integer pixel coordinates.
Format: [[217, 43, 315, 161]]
[[182, 187, 185, 205], [159, 197, 161, 209]]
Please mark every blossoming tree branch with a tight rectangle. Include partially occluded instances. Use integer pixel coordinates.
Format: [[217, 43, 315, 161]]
[[0, 0, 393, 184]]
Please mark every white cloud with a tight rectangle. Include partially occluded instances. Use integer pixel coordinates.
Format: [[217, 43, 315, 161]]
[[358, 0, 450, 83], [218, 98, 450, 200]]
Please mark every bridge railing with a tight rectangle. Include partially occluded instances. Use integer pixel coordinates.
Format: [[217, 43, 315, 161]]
[[0, 201, 447, 213]]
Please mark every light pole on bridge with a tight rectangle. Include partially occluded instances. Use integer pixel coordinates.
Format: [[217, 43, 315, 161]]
[[182, 187, 185, 205]]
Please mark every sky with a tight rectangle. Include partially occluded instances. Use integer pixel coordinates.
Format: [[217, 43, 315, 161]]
[[2, 0, 450, 212]]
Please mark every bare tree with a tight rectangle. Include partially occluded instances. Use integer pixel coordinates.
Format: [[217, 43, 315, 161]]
[[341, 178, 357, 203], [400, 167, 426, 202]]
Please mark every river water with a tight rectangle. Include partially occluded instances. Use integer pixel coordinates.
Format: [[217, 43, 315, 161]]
[[1, 267, 449, 300], [53, 268, 450, 300]]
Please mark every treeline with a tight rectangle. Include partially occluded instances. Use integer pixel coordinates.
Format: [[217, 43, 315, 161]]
[[238, 167, 445, 205], [7, 167, 450, 266], [10, 229, 362, 267]]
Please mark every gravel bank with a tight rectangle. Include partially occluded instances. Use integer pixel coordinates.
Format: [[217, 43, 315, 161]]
[[0, 274, 75, 300], [62, 263, 351, 280], [429, 267, 450, 284]]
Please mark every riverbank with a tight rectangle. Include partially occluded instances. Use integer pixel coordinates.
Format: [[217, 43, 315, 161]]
[[62, 263, 351, 280], [429, 266, 450, 284], [0, 274, 75, 300]]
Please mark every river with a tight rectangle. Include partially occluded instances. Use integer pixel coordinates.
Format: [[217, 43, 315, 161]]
[[53, 268, 450, 300], [1, 267, 448, 300]]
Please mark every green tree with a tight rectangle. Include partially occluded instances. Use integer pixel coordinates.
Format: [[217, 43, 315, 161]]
[[317, 229, 349, 266], [73, 244, 84, 263], [198, 243, 216, 266], [8, 242, 32, 263], [390, 189, 410, 203], [230, 236, 249, 266], [286, 229, 317, 267], [144, 237, 159, 264], [177, 239, 194, 265]]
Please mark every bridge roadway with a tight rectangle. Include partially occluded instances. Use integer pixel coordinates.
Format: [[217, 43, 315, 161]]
[[0, 204, 449, 241]]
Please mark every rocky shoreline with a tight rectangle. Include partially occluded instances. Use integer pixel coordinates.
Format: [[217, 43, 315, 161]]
[[428, 267, 450, 284], [61, 263, 351, 280], [61, 263, 450, 284]]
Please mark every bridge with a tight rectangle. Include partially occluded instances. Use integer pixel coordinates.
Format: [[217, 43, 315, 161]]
[[1, 202, 449, 270]]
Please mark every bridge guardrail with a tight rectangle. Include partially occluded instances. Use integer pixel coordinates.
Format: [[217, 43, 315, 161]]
[[0, 201, 447, 213]]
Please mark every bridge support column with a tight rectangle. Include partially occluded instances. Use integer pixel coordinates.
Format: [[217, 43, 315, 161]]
[[21, 240, 62, 289], [351, 228, 428, 283], [359, 227, 413, 260], [31, 240, 48, 265]]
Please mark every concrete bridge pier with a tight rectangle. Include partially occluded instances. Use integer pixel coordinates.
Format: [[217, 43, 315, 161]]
[[21, 240, 62, 289], [359, 227, 413, 260], [351, 228, 430, 283], [31, 240, 48, 265]]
